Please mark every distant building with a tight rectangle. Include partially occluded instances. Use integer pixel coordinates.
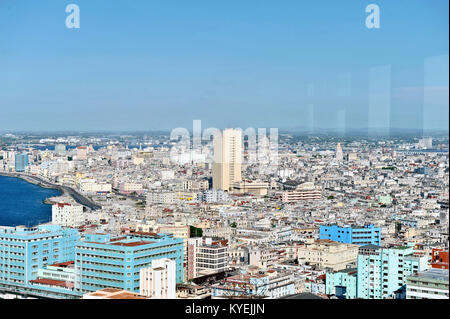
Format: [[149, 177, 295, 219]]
[[14, 153, 29, 172], [319, 224, 381, 246], [212, 129, 242, 191], [54, 144, 66, 156], [431, 249, 449, 270], [417, 137, 433, 149], [336, 143, 343, 162], [76, 146, 88, 160], [197, 189, 229, 203], [232, 180, 269, 196], [280, 182, 321, 202]]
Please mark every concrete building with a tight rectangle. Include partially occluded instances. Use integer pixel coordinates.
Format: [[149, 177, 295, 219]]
[[14, 153, 29, 172], [187, 237, 228, 280], [212, 129, 242, 191], [319, 224, 381, 246], [0, 225, 80, 298], [232, 180, 269, 196], [297, 240, 359, 271], [52, 202, 84, 227], [280, 182, 321, 202], [406, 268, 449, 299], [74, 232, 184, 294], [197, 189, 229, 203], [325, 268, 357, 299], [139, 258, 176, 299], [356, 244, 429, 299], [212, 268, 295, 299]]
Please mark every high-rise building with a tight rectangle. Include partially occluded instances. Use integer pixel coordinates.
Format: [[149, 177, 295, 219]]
[[356, 244, 429, 299], [14, 153, 29, 172], [417, 137, 433, 149], [54, 144, 66, 156], [139, 258, 176, 299], [336, 143, 343, 162], [212, 129, 242, 191]]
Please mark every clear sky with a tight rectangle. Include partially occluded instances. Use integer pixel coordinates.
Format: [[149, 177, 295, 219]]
[[0, 0, 448, 132]]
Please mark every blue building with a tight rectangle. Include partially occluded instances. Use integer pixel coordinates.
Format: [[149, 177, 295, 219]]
[[0, 224, 80, 298], [14, 153, 29, 172], [319, 224, 381, 246], [74, 232, 184, 294]]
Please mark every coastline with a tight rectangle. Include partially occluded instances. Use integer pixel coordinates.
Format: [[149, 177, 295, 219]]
[[0, 171, 65, 194], [0, 172, 101, 210]]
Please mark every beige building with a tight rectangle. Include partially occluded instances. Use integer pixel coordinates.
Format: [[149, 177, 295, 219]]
[[280, 182, 321, 202], [297, 239, 359, 271], [232, 180, 269, 195], [213, 129, 242, 191]]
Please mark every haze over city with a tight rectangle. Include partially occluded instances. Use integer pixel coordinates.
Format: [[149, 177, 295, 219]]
[[0, 0, 448, 132]]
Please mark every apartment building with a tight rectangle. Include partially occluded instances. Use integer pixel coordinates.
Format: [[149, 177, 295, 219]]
[[74, 232, 184, 294], [319, 224, 381, 246], [212, 129, 242, 191], [280, 182, 321, 202], [406, 268, 449, 299], [187, 237, 228, 280], [140, 258, 176, 299], [356, 244, 429, 299], [212, 268, 295, 299], [297, 239, 359, 271], [232, 180, 269, 196], [0, 225, 80, 298], [52, 202, 84, 227], [325, 268, 357, 299]]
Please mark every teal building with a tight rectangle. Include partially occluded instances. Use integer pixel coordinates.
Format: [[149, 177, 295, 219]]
[[0, 224, 80, 298], [74, 232, 184, 294], [325, 268, 357, 299], [356, 244, 429, 299]]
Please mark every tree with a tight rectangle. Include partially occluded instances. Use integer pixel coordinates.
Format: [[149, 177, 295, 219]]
[[190, 226, 203, 238]]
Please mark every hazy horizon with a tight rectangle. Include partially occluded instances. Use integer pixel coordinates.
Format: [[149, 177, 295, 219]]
[[1, 0, 448, 132]]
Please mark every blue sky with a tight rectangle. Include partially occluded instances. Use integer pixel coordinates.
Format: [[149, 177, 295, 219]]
[[0, 0, 448, 132]]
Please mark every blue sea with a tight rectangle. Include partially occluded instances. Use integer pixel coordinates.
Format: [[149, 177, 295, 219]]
[[0, 175, 61, 227]]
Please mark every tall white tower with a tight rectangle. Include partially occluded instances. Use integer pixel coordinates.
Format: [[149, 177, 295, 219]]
[[336, 143, 343, 162], [212, 129, 243, 191]]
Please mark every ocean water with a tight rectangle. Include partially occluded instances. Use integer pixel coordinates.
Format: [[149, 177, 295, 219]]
[[0, 175, 61, 227]]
